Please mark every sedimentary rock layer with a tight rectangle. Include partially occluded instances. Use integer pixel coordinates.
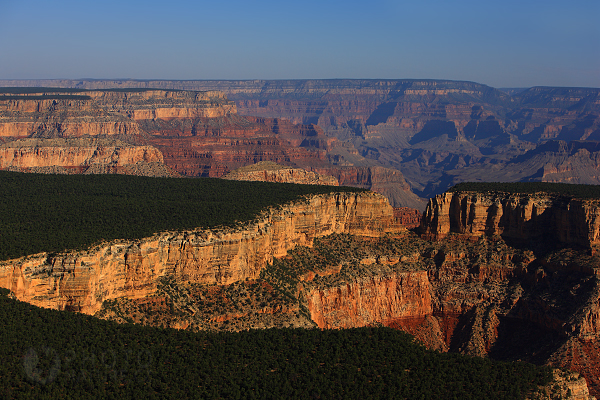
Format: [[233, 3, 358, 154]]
[[307, 271, 432, 329], [0, 138, 163, 168], [0, 90, 235, 138], [420, 190, 600, 248], [0, 191, 401, 315]]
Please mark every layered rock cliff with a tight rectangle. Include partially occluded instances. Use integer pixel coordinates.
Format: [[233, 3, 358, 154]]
[[0, 87, 422, 207], [0, 191, 400, 315], [306, 270, 432, 329], [6, 79, 598, 199], [0, 138, 178, 176], [0, 90, 235, 138], [420, 189, 600, 249], [414, 188, 600, 395]]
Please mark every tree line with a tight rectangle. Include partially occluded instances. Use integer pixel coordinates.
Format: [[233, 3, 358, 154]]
[[449, 181, 600, 199]]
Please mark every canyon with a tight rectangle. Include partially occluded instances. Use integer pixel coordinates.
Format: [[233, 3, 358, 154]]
[[2, 80, 600, 397], [3, 79, 599, 201], [0, 87, 425, 208], [1, 184, 599, 397]]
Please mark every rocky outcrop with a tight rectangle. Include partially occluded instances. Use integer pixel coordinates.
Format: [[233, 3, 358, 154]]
[[420, 190, 600, 248], [393, 207, 422, 228], [0, 138, 178, 176], [0, 191, 401, 315], [306, 271, 432, 329], [222, 161, 339, 186]]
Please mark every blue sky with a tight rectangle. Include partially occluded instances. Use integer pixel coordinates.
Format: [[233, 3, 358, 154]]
[[0, 0, 598, 88]]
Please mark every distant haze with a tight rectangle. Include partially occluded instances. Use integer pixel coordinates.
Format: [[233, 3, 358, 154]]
[[0, 0, 598, 88]]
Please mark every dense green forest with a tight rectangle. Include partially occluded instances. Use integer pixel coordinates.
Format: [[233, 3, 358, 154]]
[[0, 171, 366, 261], [0, 289, 553, 400], [449, 181, 600, 199]]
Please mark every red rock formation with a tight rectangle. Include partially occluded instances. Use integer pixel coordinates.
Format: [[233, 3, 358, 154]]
[[306, 271, 432, 329], [0, 138, 161, 167], [420, 190, 600, 248], [393, 207, 422, 228], [0, 191, 401, 314]]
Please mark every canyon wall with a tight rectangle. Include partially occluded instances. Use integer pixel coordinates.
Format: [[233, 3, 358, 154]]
[[0, 87, 424, 208], [296, 231, 600, 397], [420, 190, 600, 248], [306, 270, 432, 329], [0, 138, 162, 167], [5, 79, 597, 199], [0, 191, 401, 315], [0, 138, 178, 176], [0, 90, 235, 138]]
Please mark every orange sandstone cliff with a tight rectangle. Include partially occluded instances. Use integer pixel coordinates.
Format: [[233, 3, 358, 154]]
[[420, 190, 600, 249], [0, 191, 400, 315]]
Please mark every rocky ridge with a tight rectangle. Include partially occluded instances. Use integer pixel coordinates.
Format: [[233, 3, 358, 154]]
[[420, 189, 600, 250], [222, 161, 339, 185], [0, 191, 400, 315]]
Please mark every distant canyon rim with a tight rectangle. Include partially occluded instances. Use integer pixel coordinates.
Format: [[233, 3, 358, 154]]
[[1, 79, 599, 210]]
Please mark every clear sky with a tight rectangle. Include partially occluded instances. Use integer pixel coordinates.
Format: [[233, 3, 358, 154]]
[[0, 0, 598, 88]]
